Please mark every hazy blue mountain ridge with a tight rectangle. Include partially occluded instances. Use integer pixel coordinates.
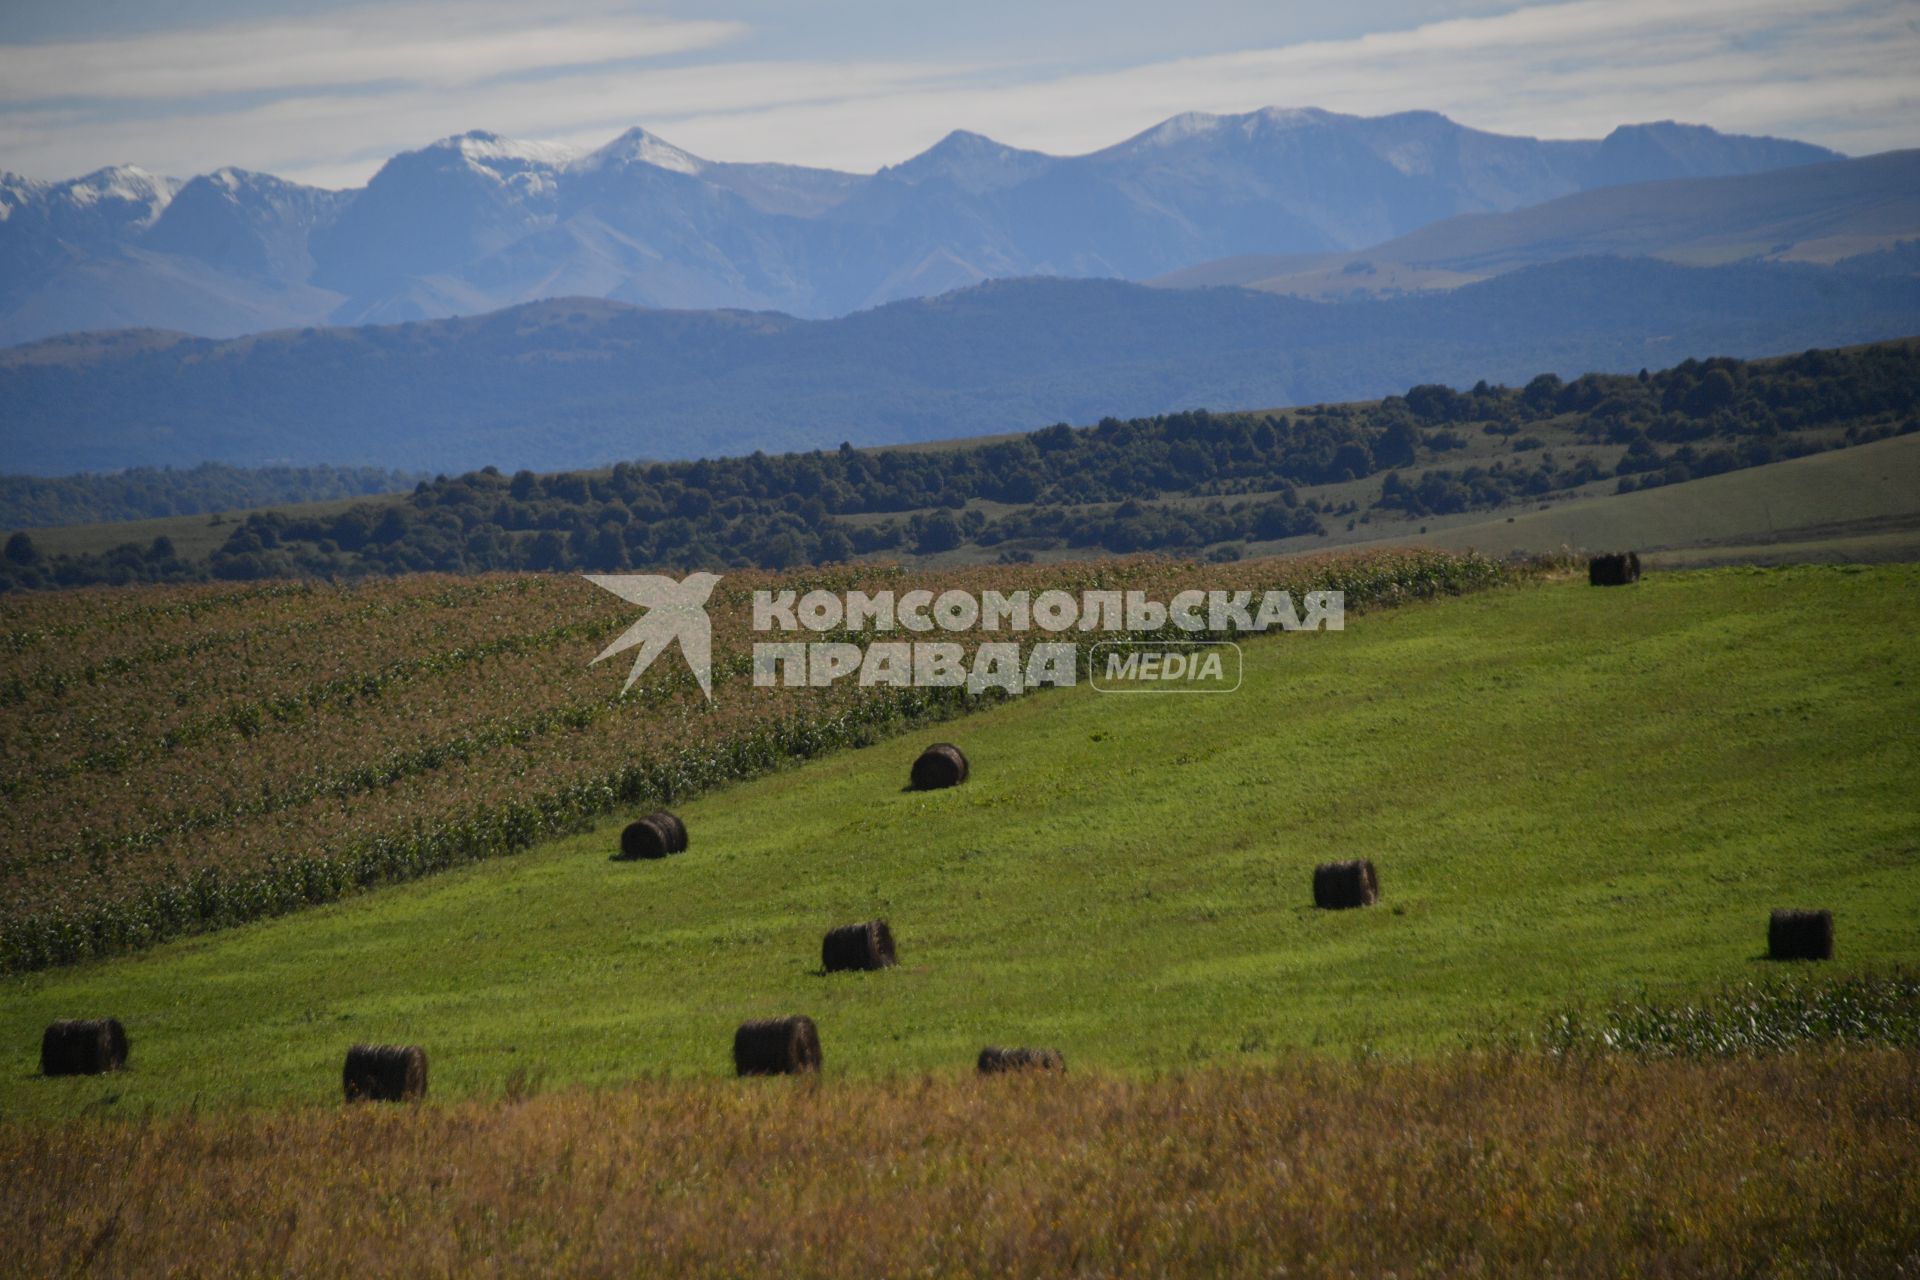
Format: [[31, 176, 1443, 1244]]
[[0, 109, 1840, 343]]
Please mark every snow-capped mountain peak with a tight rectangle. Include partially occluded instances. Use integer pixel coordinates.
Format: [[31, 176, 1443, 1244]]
[[59, 165, 178, 209], [42, 165, 181, 236], [572, 127, 706, 176]]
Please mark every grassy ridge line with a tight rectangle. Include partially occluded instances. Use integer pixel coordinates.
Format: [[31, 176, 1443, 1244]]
[[0, 550, 1515, 973], [4, 1050, 1914, 1277]]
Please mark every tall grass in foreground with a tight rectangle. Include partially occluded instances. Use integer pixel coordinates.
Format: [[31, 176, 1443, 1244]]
[[5, 1051, 1916, 1278]]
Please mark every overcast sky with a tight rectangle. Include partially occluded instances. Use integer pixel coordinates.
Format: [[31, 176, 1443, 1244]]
[[2, 0, 1914, 187]]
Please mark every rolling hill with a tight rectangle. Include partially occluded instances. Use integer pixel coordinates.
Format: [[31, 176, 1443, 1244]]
[[1388, 431, 1920, 567], [5, 257, 1918, 476]]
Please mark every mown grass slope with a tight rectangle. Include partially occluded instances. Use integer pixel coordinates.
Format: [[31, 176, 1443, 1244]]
[[3, 565, 1916, 1115]]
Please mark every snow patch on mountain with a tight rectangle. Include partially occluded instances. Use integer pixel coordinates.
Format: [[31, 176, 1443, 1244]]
[[56, 166, 179, 223], [1249, 106, 1324, 131], [432, 130, 578, 169], [1126, 112, 1224, 149], [0, 173, 47, 221]]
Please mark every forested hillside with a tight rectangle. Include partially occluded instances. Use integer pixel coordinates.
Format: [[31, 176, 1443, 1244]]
[[7, 341, 1913, 590]]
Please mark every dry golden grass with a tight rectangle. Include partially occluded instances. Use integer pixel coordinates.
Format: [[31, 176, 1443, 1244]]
[[5, 1050, 1916, 1277]]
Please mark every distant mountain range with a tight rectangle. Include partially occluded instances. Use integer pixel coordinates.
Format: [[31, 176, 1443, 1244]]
[[5, 256, 1916, 475], [0, 109, 1841, 344], [1153, 150, 1920, 298]]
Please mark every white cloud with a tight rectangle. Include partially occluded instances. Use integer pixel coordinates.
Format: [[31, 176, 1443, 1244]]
[[0, 3, 744, 102], [0, 0, 1913, 186], [631, 0, 1920, 168], [0, 56, 975, 183]]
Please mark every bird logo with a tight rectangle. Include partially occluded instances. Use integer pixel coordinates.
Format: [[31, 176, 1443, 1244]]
[[584, 572, 723, 700]]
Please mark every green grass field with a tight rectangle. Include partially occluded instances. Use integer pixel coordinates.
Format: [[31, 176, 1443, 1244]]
[[1399, 430, 1920, 565], [4, 565, 1916, 1116]]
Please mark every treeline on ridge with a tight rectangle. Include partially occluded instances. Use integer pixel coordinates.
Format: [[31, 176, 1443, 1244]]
[[4, 342, 1915, 590]]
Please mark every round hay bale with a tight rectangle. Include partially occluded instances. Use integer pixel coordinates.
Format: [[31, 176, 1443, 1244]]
[[1313, 859, 1379, 910], [733, 1016, 822, 1075], [39, 1018, 128, 1076], [977, 1046, 1065, 1074], [619, 811, 686, 860], [1768, 908, 1834, 961], [343, 1043, 428, 1102], [1587, 552, 1642, 586], [821, 920, 897, 973], [911, 743, 969, 790]]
